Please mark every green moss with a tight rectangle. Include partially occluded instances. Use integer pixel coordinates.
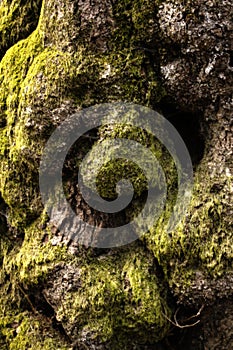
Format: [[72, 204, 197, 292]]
[[0, 32, 79, 230], [0, 1, 170, 344], [0, 0, 42, 59], [143, 165, 233, 297], [0, 28, 43, 226], [2, 215, 68, 285], [1, 0, 231, 348], [55, 246, 170, 347], [0, 311, 70, 350], [80, 117, 176, 201], [1, 218, 171, 348], [0, 213, 73, 348], [0, 0, 166, 233]]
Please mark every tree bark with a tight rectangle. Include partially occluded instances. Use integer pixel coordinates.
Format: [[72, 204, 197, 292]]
[[0, 0, 232, 349]]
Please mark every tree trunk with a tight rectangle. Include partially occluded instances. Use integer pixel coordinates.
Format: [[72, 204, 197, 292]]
[[0, 0, 232, 349]]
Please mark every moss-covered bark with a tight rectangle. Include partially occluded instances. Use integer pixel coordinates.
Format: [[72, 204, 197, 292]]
[[0, 0, 232, 349], [0, 0, 42, 60]]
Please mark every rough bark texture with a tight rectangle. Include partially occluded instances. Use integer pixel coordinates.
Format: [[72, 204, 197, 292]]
[[0, 0, 232, 349]]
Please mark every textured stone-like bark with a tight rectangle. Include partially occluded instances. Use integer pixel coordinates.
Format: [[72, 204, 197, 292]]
[[0, 0, 232, 349]]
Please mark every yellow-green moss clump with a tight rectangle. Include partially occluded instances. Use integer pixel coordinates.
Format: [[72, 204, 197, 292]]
[[0, 0, 42, 59], [0, 1, 171, 348], [0, 311, 70, 350], [53, 246, 170, 347]]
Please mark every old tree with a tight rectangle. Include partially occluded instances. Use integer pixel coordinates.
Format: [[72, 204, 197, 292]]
[[0, 0, 232, 349]]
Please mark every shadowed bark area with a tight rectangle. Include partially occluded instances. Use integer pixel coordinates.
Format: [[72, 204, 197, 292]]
[[0, 0, 232, 349]]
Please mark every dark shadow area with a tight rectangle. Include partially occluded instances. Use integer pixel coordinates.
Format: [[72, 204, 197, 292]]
[[159, 96, 205, 168], [159, 298, 233, 350], [0, 193, 8, 236], [229, 50, 233, 67], [18, 283, 72, 344]]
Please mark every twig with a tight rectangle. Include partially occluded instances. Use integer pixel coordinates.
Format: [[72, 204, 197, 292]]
[[182, 304, 204, 322], [0, 210, 8, 218], [17, 283, 37, 315], [162, 305, 204, 329]]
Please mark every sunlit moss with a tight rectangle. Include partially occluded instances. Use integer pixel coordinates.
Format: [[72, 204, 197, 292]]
[[0, 312, 70, 350], [0, 0, 42, 59]]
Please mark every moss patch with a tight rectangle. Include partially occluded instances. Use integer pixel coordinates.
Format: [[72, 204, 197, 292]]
[[0, 0, 42, 59], [0, 311, 70, 350]]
